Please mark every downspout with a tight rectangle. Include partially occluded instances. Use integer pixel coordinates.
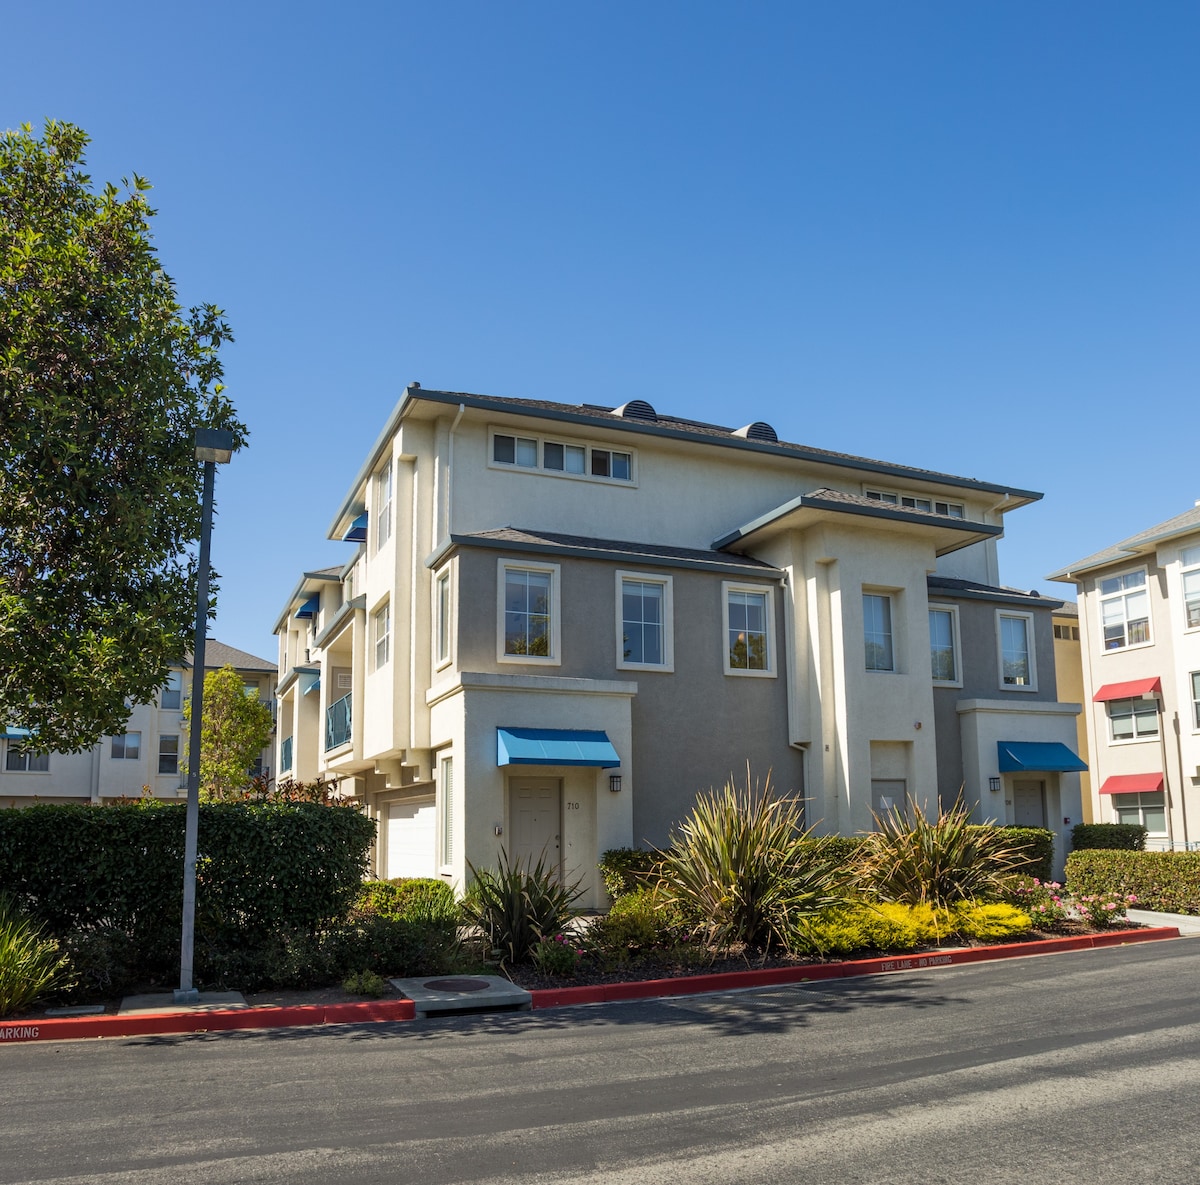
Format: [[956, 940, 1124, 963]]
[[1156, 696, 1176, 850], [1172, 709, 1190, 850], [446, 403, 466, 541]]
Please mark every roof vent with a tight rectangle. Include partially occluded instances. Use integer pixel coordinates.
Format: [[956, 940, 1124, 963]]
[[614, 399, 658, 422], [733, 421, 778, 443]]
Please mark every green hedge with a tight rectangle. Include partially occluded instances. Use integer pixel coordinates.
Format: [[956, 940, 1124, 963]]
[[598, 848, 661, 899], [0, 802, 374, 984], [998, 826, 1055, 881], [1071, 823, 1147, 851], [1066, 850, 1200, 915]]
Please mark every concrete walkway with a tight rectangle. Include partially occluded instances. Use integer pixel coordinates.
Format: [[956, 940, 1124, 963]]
[[1126, 908, 1200, 936]]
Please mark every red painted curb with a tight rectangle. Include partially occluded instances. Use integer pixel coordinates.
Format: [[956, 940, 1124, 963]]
[[527, 926, 1183, 1009], [0, 998, 416, 1044]]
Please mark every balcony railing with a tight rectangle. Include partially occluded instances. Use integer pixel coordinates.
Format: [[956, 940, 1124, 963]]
[[280, 735, 293, 773], [325, 693, 352, 751]]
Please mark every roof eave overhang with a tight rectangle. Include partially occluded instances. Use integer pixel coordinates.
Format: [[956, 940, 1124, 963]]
[[271, 570, 345, 634]]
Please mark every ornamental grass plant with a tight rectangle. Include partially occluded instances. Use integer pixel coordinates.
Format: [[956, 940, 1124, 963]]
[[0, 895, 73, 1017]]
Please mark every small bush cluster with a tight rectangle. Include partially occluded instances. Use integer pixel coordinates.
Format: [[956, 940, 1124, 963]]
[[1071, 823, 1148, 852], [597, 848, 661, 900], [531, 934, 585, 976], [1000, 875, 1137, 930], [0, 896, 73, 1016], [1067, 850, 1200, 915]]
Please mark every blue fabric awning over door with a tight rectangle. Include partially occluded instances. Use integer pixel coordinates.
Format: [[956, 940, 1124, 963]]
[[342, 513, 368, 543], [496, 727, 620, 768], [997, 741, 1088, 773], [294, 595, 320, 619], [1, 726, 32, 740]]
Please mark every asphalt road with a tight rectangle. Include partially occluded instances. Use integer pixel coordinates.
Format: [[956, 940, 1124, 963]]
[[5, 940, 1199, 1185]]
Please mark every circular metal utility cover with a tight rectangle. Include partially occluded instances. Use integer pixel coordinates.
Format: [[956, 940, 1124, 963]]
[[423, 977, 491, 993]]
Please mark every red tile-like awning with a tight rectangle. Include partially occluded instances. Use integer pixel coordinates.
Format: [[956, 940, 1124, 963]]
[[1098, 773, 1164, 794], [1093, 677, 1162, 702]]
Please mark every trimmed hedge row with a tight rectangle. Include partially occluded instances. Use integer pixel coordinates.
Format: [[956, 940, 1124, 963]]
[[0, 802, 374, 983], [1071, 823, 1148, 851], [1066, 850, 1200, 914], [999, 826, 1055, 882]]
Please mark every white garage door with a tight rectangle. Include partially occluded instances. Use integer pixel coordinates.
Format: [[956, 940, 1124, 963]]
[[386, 798, 437, 879]]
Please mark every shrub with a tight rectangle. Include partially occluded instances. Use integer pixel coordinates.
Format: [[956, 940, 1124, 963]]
[[1071, 823, 1148, 852], [342, 969, 387, 997], [354, 878, 457, 923], [952, 902, 1033, 941], [1073, 892, 1138, 929], [999, 876, 1072, 930], [658, 769, 847, 953], [589, 886, 693, 966], [531, 934, 584, 976], [856, 798, 1028, 908], [0, 896, 73, 1016], [998, 826, 1055, 881], [462, 848, 584, 966], [57, 924, 140, 1002], [801, 835, 868, 873], [791, 900, 946, 956], [1067, 850, 1200, 915], [597, 848, 661, 900]]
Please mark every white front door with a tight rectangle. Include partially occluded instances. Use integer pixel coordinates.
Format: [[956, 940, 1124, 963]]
[[510, 778, 560, 873], [1013, 780, 1046, 828], [386, 798, 437, 878]]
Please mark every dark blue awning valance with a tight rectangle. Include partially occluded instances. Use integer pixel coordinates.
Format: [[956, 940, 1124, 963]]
[[997, 741, 1087, 773], [342, 513, 368, 543], [294, 595, 320, 619], [497, 727, 620, 768]]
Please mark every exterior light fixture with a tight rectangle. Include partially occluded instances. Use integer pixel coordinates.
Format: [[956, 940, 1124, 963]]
[[609, 774, 623, 793], [988, 776, 1002, 792], [175, 427, 237, 1005]]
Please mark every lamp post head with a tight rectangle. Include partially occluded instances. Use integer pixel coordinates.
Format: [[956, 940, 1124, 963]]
[[194, 427, 236, 464]]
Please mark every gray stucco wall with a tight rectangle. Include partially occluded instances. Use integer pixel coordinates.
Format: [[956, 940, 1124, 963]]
[[451, 546, 804, 847]]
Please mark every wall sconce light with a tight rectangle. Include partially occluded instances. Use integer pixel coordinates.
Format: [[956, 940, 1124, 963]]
[[609, 774, 623, 794], [988, 776, 1002, 792]]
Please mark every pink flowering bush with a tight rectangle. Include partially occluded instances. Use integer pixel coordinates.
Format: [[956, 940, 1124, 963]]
[[1074, 892, 1138, 929], [1003, 875, 1136, 930], [531, 933, 585, 976]]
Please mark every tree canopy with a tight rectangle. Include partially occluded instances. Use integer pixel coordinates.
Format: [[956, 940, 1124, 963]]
[[0, 121, 246, 751], [182, 665, 274, 801]]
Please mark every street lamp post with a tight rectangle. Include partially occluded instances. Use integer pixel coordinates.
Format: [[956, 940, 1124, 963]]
[[175, 427, 235, 1005]]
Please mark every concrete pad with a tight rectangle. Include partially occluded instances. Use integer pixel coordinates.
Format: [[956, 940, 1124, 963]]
[[44, 1005, 105, 1017], [390, 975, 532, 1018], [119, 991, 247, 1015], [1128, 908, 1200, 936]]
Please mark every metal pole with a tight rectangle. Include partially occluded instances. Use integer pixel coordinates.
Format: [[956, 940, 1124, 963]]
[[176, 457, 215, 1004]]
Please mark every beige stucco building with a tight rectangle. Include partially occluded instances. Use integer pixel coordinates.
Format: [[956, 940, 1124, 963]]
[[0, 641, 277, 807], [1050, 505, 1200, 849], [276, 385, 1086, 905]]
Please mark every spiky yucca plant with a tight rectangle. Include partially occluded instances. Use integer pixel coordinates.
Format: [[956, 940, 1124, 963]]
[[657, 769, 846, 953], [462, 848, 584, 966], [0, 896, 73, 1017], [856, 797, 1027, 908]]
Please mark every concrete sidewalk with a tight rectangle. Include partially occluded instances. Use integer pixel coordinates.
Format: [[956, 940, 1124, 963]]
[[1127, 908, 1200, 936]]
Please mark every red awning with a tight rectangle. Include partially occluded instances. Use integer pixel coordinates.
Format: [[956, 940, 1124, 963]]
[[1093, 677, 1162, 702], [1098, 773, 1164, 794]]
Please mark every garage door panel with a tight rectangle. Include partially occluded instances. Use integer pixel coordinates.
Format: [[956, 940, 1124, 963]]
[[386, 798, 436, 879]]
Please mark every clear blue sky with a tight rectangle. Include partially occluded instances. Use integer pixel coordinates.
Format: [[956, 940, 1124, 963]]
[[5, 2, 1197, 661]]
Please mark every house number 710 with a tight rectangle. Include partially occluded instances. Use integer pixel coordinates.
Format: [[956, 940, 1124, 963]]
[[566, 801, 580, 810]]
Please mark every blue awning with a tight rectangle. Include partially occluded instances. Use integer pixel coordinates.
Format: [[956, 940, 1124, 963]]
[[302, 675, 321, 696], [497, 727, 620, 768], [342, 513, 368, 543], [997, 741, 1088, 773], [294, 595, 320, 619], [2, 726, 32, 740]]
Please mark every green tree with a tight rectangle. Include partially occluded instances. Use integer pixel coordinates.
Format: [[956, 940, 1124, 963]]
[[182, 665, 273, 801], [0, 121, 245, 751]]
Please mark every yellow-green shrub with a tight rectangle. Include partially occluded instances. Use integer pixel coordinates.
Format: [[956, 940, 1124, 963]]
[[953, 901, 1033, 941]]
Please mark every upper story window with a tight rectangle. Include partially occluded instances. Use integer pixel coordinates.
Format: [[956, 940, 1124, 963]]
[[864, 593, 895, 672], [161, 671, 182, 710], [1107, 697, 1158, 742], [929, 606, 960, 684], [1053, 623, 1080, 641], [491, 430, 634, 485], [158, 735, 180, 775], [997, 611, 1036, 690], [375, 462, 393, 550], [5, 744, 48, 773], [617, 572, 673, 671], [1181, 545, 1200, 630], [723, 582, 775, 676], [866, 489, 965, 518], [1112, 791, 1166, 835], [498, 560, 560, 665], [435, 569, 452, 668], [373, 602, 391, 670], [1192, 671, 1200, 731], [1099, 569, 1150, 650], [111, 732, 141, 760]]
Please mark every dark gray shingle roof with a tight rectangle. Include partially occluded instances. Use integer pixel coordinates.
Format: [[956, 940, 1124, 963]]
[[1049, 505, 1200, 579]]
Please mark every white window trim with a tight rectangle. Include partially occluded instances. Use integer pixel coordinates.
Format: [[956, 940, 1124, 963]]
[[438, 752, 454, 873], [928, 603, 962, 688], [375, 462, 393, 552], [1181, 546, 1200, 634], [721, 580, 777, 678], [1097, 566, 1153, 654], [497, 558, 561, 667], [488, 427, 638, 487], [4, 743, 49, 774], [1110, 791, 1168, 837], [1192, 670, 1200, 733], [864, 590, 899, 674], [433, 566, 454, 672], [372, 600, 391, 671], [1105, 697, 1161, 746], [615, 571, 674, 672], [995, 609, 1037, 692]]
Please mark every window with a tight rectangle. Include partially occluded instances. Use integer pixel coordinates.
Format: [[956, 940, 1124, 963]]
[[1113, 791, 1166, 835], [158, 735, 179, 775], [161, 671, 182, 710], [439, 755, 454, 867], [866, 489, 964, 518], [1107, 698, 1159, 742], [5, 745, 48, 773], [929, 606, 959, 683], [490, 429, 634, 484], [373, 602, 391, 669], [375, 462, 393, 549], [617, 573, 673, 670], [996, 611, 1036, 689], [1053, 623, 1080, 641], [1182, 546, 1200, 630], [435, 569, 452, 667], [723, 582, 775, 676], [1191, 672, 1200, 730], [111, 732, 141, 760], [1099, 569, 1150, 650], [864, 594, 894, 672], [498, 561, 560, 664]]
